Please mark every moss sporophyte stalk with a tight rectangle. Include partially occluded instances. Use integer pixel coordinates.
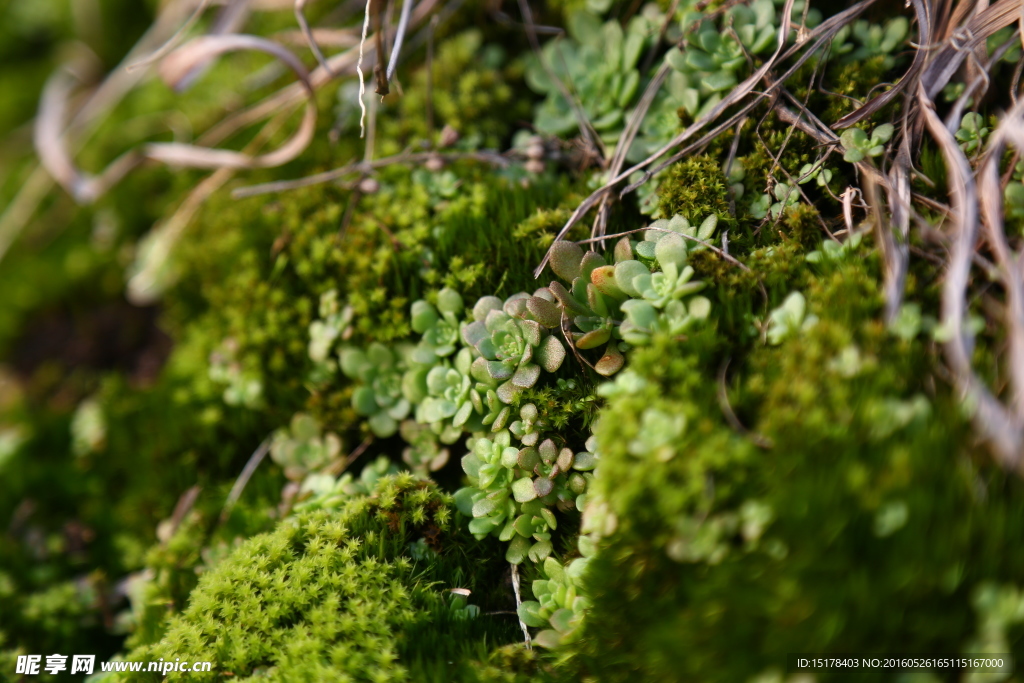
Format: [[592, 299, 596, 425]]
[[8, 0, 1024, 680]]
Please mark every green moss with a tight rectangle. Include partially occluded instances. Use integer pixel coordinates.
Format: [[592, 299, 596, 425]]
[[120, 474, 519, 682], [567, 253, 1024, 682], [376, 30, 529, 154], [822, 57, 894, 123], [655, 155, 733, 232]]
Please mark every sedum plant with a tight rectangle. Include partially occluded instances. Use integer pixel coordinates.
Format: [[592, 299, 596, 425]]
[[517, 555, 593, 649], [1006, 182, 1024, 219], [635, 213, 717, 262], [839, 123, 894, 163], [410, 287, 464, 363], [766, 291, 818, 345], [750, 182, 800, 220], [547, 240, 629, 376], [333, 285, 568, 449], [955, 112, 989, 154], [547, 216, 714, 362], [399, 420, 450, 476], [462, 296, 566, 404], [308, 289, 353, 364], [294, 456, 399, 512], [548, 218, 716, 360], [666, 7, 774, 120], [445, 589, 481, 622], [269, 413, 342, 481], [828, 17, 908, 69], [848, 17, 909, 68], [455, 431, 593, 564], [509, 403, 547, 447], [524, 10, 654, 144], [806, 232, 864, 263], [340, 343, 411, 438], [620, 296, 711, 346], [797, 161, 833, 187], [416, 347, 480, 429], [208, 338, 263, 409]]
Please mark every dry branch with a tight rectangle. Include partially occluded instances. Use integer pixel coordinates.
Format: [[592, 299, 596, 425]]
[[918, 84, 1024, 467]]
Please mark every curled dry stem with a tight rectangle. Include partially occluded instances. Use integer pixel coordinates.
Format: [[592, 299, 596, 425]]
[[36, 33, 319, 205], [918, 84, 1024, 468]]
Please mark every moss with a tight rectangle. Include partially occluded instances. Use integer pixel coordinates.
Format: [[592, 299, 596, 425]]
[[376, 30, 529, 155], [120, 474, 519, 682], [822, 57, 894, 123], [655, 155, 734, 232], [568, 253, 1024, 682]]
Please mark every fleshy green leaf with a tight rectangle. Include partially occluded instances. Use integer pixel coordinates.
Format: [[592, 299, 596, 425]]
[[512, 477, 538, 502], [506, 534, 530, 564], [549, 241, 584, 282], [614, 260, 650, 298], [534, 629, 563, 648]]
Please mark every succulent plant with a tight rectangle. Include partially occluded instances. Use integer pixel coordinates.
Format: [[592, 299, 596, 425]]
[[409, 287, 464, 363], [749, 193, 772, 220], [806, 232, 863, 263], [627, 407, 687, 461], [270, 413, 343, 481], [666, 29, 747, 116], [632, 263, 706, 308], [399, 420, 450, 476], [524, 10, 654, 143], [632, 167, 667, 214], [797, 161, 834, 188], [455, 431, 520, 552], [415, 347, 479, 429], [446, 589, 481, 621], [1006, 182, 1024, 219], [665, 1, 779, 123], [828, 15, 908, 71], [547, 241, 628, 376], [955, 112, 989, 154], [208, 338, 263, 408], [849, 17, 909, 68], [635, 213, 717, 263], [730, 0, 779, 54], [478, 386, 513, 431], [839, 123, 894, 163], [629, 75, 692, 162], [462, 297, 566, 404], [766, 291, 818, 345], [517, 555, 592, 648], [509, 403, 547, 447], [989, 27, 1024, 66], [667, 499, 776, 564], [726, 160, 747, 200], [941, 81, 971, 107], [619, 296, 711, 346], [308, 289, 354, 364], [293, 456, 398, 512], [751, 182, 801, 220], [545, 218, 713, 370], [455, 431, 593, 564], [340, 343, 411, 437]]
